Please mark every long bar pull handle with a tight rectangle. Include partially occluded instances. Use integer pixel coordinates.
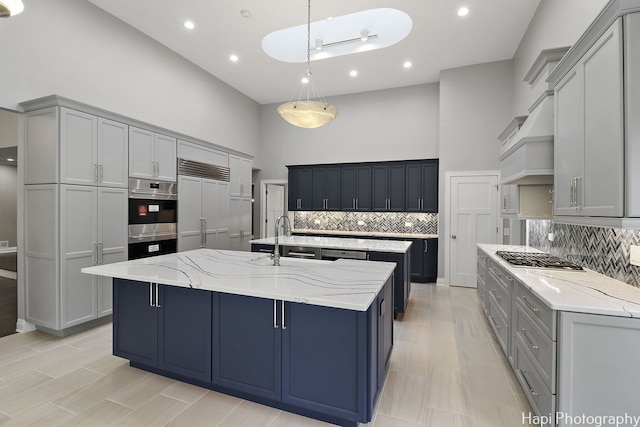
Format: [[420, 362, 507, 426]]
[[98, 242, 103, 265], [281, 300, 286, 330], [99, 164, 104, 183], [155, 283, 161, 308], [353, 198, 355, 210], [424, 240, 428, 253], [94, 164, 98, 183], [150, 283, 154, 307], [576, 176, 582, 208], [519, 369, 539, 396], [273, 300, 278, 329], [93, 243, 98, 266]]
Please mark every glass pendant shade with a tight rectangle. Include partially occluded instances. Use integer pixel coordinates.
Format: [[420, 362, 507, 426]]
[[277, 100, 339, 129], [0, 0, 25, 17]]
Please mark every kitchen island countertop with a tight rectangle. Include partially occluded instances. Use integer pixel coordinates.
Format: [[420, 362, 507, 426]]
[[82, 249, 395, 312], [479, 244, 640, 318]]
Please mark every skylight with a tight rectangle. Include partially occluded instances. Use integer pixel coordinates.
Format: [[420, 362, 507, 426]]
[[262, 8, 412, 63]]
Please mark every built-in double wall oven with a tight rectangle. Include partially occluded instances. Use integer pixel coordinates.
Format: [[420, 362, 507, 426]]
[[128, 178, 177, 260]]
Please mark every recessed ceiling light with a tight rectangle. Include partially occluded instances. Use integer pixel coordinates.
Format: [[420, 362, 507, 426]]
[[326, 16, 334, 21], [184, 20, 195, 30], [350, 70, 358, 77], [403, 61, 412, 69], [360, 29, 369, 42], [7, 158, 15, 162], [301, 77, 310, 84], [240, 9, 252, 18], [229, 54, 239, 62], [457, 7, 469, 17]]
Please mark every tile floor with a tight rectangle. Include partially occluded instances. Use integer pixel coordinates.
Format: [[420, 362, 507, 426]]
[[0, 284, 535, 426]]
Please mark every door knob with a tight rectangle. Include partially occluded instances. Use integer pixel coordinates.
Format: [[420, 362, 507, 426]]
[[451, 234, 457, 239]]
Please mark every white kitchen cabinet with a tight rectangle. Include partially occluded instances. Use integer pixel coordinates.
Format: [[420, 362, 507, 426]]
[[25, 185, 127, 330], [178, 176, 230, 251], [229, 154, 252, 197], [26, 107, 128, 188], [229, 197, 252, 251], [500, 185, 519, 215], [129, 127, 177, 182], [553, 18, 624, 217]]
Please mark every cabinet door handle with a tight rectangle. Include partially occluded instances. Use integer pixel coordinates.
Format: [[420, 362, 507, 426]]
[[99, 164, 104, 183], [356, 199, 359, 210], [98, 242, 103, 265], [424, 240, 428, 253], [521, 295, 540, 313], [149, 283, 154, 307], [521, 328, 539, 350], [489, 315, 501, 330], [93, 242, 98, 266], [281, 300, 287, 330], [93, 164, 98, 183], [273, 300, 278, 329], [576, 176, 582, 208], [519, 369, 539, 396], [155, 283, 161, 308], [352, 198, 355, 209]]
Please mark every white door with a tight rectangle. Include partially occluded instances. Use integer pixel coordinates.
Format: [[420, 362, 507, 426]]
[[448, 174, 499, 287], [265, 184, 285, 238], [178, 176, 203, 251]]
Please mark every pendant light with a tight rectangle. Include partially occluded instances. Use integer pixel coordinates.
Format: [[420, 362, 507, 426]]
[[277, 0, 339, 129], [0, 0, 25, 17]]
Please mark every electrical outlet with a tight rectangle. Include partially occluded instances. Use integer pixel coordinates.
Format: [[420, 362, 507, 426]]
[[503, 228, 510, 236], [404, 222, 413, 228], [0, 241, 7, 248], [314, 219, 321, 224], [357, 220, 365, 226], [631, 245, 640, 267], [548, 232, 555, 242]]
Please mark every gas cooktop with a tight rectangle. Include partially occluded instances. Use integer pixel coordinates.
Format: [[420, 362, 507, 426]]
[[496, 251, 584, 271]]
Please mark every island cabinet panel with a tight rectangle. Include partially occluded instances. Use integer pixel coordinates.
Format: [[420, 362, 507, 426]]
[[113, 279, 212, 383], [281, 303, 366, 419], [212, 293, 282, 401], [368, 251, 410, 316]]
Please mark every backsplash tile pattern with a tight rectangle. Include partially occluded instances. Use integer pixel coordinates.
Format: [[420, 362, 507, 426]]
[[528, 220, 640, 287], [293, 211, 438, 235]]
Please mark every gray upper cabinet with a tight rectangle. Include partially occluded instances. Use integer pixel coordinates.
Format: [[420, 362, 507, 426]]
[[550, 5, 640, 226], [26, 107, 128, 188], [554, 19, 623, 217], [129, 127, 177, 182]]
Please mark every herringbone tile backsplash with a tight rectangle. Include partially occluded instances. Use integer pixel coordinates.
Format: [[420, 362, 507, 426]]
[[293, 211, 438, 235], [528, 220, 640, 287]]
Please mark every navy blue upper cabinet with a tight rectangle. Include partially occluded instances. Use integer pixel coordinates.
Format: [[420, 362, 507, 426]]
[[341, 166, 372, 211], [372, 164, 406, 211], [311, 167, 341, 210], [288, 167, 312, 211], [113, 279, 212, 383], [212, 292, 281, 401], [406, 160, 439, 212]]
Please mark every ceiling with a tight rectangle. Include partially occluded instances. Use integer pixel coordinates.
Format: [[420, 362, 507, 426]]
[[86, 0, 541, 105]]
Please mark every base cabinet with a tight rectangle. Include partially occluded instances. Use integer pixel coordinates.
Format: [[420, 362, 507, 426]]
[[114, 278, 392, 426], [368, 251, 409, 316], [113, 279, 212, 383]]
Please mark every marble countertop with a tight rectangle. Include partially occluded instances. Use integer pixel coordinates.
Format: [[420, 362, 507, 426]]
[[293, 229, 439, 239], [478, 244, 640, 318], [250, 235, 411, 253], [82, 249, 395, 312]]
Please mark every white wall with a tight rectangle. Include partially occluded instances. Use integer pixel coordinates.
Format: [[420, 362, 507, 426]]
[[254, 83, 439, 236], [512, 0, 608, 114], [0, 0, 260, 157], [0, 166, 17, 247], [438, 60, 514, 280]]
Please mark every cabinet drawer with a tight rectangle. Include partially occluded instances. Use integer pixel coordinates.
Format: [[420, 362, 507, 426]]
[[487, 295, 510, 358], [516, 284, 556, 340], [514, 302, 556, 393], [488, 270, 511, 320], [514, 335, 555, 425]]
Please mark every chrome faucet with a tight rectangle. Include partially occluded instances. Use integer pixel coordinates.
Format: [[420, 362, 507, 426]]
[[272, 214, 292, 266]]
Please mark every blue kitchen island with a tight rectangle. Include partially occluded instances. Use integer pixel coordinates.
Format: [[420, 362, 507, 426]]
[[82, 249, 395, 427]]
